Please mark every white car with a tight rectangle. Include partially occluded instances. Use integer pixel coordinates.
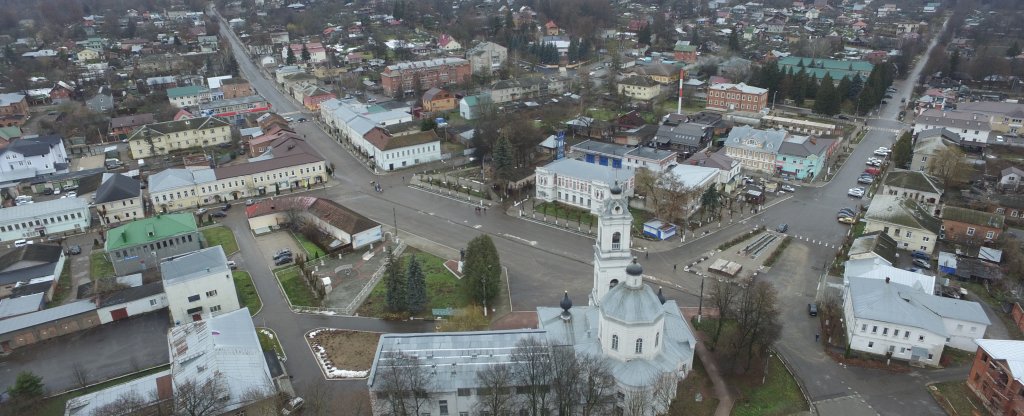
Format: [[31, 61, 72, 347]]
[[848, 187, 866, 198], [873, 149, 889, 156], [284, 116, 295, 122]]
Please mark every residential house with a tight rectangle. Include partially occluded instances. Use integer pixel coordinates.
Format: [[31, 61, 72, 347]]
[[465, 41, 508, 74], [667, 164, 720, 216], [145, 76, 178, 91], [684, 149, 742, 190], [166, 85, 211, 108], [94, 173, 143, 226], [48, 82, 74, 104], [197, 95, 271, 123], [247, 125, 298, 157], [629, 64, 680, 84], [298, 85, 336, 110], [421, 87, 456, 113], [940, 206, 1004, 245], [127, 117, 231, 158], [76, 48, 100, 62], [967, 339, 1024, 416], [880, 169, 943, 214], [0, 93, 29, 127], [706, 82, 768, 113], [109, 114, 155, 141], [776, 135, 836, 180], [282, 42, 327, 64], [489, 77, 565, 103], [863, 194, 942, 253], [104, 213, 201, 275], [0, 245, 65, 301], [847, 231, 899, 265], [1000, 166, 1024, 191], [723, 126, 787, 173], [673, 42, 698, 63], [0, 198, 89, 242], [957, 101, 1024, 134], [85, 90, 113, 114], [245, 196, 382, 249], [653, 122, 712, 157], [458, 94, 492, 120], [360, 129, 442, 171], [910, 128, 957, 171], [544, 20, 559, 35], [844, 258, 936, 294], [570, 140, 676, 172], [913, 109, 992, 145], [617, 76, 661, 101], [437, 34, 462, 51], [380, 58, 471, 96], [220, 77, 255, 99], [160, 246, 239, 324], [0, 134, 70, 187], [844, 277, 989, 367], [535, 158, 635, 214]]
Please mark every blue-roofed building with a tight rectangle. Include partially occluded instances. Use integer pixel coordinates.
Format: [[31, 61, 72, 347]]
[[535, 158, 635, 214], [775, 135, 837, 180], [570, 140, 678, 172], [369, 186, 696, 416]]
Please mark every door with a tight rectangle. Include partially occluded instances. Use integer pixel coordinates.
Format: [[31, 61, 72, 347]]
[[192, 314, 202, 322], [110, 308, 129, 321]]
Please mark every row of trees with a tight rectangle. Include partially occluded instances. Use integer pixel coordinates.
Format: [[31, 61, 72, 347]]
[[751, 61, 894, 116], [384, 248, 428, 315], [375, 337, 675, 416]]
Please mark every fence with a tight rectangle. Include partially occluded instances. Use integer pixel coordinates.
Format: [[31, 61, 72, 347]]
[[342, 241, 407, 315]]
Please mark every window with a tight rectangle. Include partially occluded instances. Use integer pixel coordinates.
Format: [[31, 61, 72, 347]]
[[655, 332, 660, 347], [919, 335, 925, 342], [967, 227, 976, 236], [868, 342, 874, 348], [872, 326, 878, 334], [612, 335, 619, 350], [893, 330, 899, 337], [905, 231, 912, 238], [206, 290, 218, 297], [928, 354, 934, 360], [150, 299, 158, 306], [457, 388, 471, 396], [986, 231, 995, 239], [861, 324, 867, 332], [187, 294, 200, 302], [439, 400, 449, 415], [635, 338, 643, 354], [210, 305, 222, 312], [882, 328, 888, 335], [611, 232, 621, 250]]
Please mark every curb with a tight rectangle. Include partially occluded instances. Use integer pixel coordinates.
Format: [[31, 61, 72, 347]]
[[304, 328, 376, 381], [257, 326, 287, 362]]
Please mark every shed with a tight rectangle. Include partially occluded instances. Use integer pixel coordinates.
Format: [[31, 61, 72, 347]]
[[643, 219, 677, 240]]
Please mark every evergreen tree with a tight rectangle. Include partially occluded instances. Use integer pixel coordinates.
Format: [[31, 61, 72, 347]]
[[578, 38, 591, 61], [461, 235, 501, 311], [637, 25, 651, 46], [814, 74, 838, 116], [777, 67, 794, 102], [691, 29, 700, 45], [384, 247, 406, 312], [492, 136, 514, 184], [848, 73, 864, 100], [792, 67, 807, 105], [806, 73, 818, 99], [10, 371, 44, 400], [891, 131, 913, 168], [567, 38, 579, 63], [405, 254, 427, 314], [836, 76, 851, 106], [728, 30, 741, 52], [949, 50, 960, 75], [286, 47, 296, 65], [301, 45, 311, 62], [1008, 42, 1022, 57]]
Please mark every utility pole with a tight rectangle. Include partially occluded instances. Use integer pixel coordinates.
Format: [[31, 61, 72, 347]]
[[392, 206, 398, 241], [697, 275, 705, 323]]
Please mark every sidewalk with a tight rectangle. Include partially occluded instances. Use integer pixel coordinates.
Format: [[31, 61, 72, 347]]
[[409, 174, 495, 208]]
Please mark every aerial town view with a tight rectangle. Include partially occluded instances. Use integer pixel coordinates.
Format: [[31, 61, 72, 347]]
[[0, 0, 1023, 415]]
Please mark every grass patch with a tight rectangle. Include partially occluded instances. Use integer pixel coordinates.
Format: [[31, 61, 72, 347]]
[[940, 347, 976, 367], [233, 271, 261, 315], [669, 357, 719, 416], [764, 236, 792, 267], [47, 261, 73, 307], [535, 201, 598, 227], [717, 227, 767, 251], [629, 207, 654, 237], [851, 220, 866, 238], [258, 327, 284, 358], [275, 266, 319, 307], [292, 232, 322, 257], [732, 355, 807, 416], [929, 380, 990, 416], [89, 251, 114, 280], [35, 365, 171, 416], [962, 282, 1024, 340], [202, 226, 238, 255], [357, 249, 467, 318]]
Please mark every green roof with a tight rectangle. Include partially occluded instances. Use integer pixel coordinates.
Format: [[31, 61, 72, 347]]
[[166, 85, 209, 99], [941, 206, 1005, 229], [0, 126, 21, 140], [105, 213, 198, 251], [777, 56, 874, 81]]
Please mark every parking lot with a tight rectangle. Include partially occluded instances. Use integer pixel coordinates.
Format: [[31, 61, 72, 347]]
[[253, 231, 304, 269]]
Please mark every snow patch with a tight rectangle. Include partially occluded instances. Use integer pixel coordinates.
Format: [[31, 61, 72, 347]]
[[308, 329, 370, 379]]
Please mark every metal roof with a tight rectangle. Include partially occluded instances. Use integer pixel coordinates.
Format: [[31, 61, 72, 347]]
[[105, 213, 197, 251], [159, 246, 229, 286], [864, 194, 942, 235], [0, 292, 44, 319], [0, 300, 95, 335], [599, 283, 665, 324], [94, 173, 141, 203], [148, 168, 216, 193], [976, 339, 1024, 383], [0, 197, 88, 223], [847, 277, 947, 336], [538, 158, 634, 185]]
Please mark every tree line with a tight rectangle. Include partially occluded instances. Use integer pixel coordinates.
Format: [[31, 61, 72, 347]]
[[751, 59, 894, 116]]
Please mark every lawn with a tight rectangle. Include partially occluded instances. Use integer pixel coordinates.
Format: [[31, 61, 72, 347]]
[[275, 266, 319, 307], [629, 207, 654, 237], [258, 327, 284, 358], [35, 365, 171, 416], [47, 262, 73, 307], [535, 201, 598, 227], [202, 226, 239, 255], [668, 357, 719, 416], [731, 355, 808, 416], [89, 251, 114, 280], [233, 271, 261, 315], [851, 220, 866, 238], [929, 380, 990, 416], [292, 231, 322, 258], [356, 249, 466, 318]]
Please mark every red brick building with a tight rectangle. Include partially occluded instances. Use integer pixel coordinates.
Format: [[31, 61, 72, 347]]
[[221, 78, 255, 99], [109, 113, 156, 140], [0, 93, 29, 127], [940, 206, 1005, 245], [380, 58, 471, 97], [421, 87, 456, 113], [968, 339, 1024, 416], [705, 82, 769, 113]]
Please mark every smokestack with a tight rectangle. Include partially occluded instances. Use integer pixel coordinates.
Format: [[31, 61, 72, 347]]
[[677, 70, 684, 115]]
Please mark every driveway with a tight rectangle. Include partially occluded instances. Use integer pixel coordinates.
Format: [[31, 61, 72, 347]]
[[254, 231, 303, 269], [0, 311, 170, 395]]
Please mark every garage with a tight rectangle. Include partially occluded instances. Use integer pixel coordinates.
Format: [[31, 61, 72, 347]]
[[109, 308, 129, 321]]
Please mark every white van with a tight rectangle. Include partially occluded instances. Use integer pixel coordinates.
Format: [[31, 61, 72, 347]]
[[14, 239, 32, 247]]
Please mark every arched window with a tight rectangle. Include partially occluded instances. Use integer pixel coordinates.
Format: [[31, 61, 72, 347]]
[[655, 332, 660, 347], [635, 338, 643, 354], [609, 279, 619, 289], [612, 232, 621, 250], [612, 335, 619, 351]]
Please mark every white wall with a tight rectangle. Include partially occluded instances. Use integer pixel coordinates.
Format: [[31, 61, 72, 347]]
[[164, 271, 240, 324], [863, 219, 937, 253], [598, 314, 666, 361], [942, 318, 988, 352], [373, 141, 442, 171], [97, 292, 168, 324], [98, 196, 145, 225], [0, 206, 90, 241], [844, 290, 945, 366]]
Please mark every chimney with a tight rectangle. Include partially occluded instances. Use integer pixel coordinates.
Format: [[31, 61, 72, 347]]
[[885, 277, 890, 284]]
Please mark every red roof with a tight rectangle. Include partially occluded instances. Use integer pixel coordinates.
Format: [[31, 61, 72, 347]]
[[245, 196, 379, 235], [545, 20, 558, 29]]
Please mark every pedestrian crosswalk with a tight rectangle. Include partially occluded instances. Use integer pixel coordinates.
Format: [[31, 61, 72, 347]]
[[865, 126, 903, 134]]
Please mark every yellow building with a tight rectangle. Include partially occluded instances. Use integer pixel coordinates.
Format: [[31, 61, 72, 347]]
[[617, 76, 662, 101], [127, 117, 232, 158]]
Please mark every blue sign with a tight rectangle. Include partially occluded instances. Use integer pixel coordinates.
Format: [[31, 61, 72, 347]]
[[556, 130, 565, 160]]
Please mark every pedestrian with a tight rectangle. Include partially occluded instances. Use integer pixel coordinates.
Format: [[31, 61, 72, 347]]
[[815, 332, 820, 342], [645, 251, 649, 259], [673, 264, 677, 272], [483, 207, 487, 214]]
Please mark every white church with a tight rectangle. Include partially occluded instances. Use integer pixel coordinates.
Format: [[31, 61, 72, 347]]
[[367, 185, 697, 415]]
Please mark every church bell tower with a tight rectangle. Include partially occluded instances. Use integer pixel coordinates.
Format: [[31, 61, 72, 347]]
[[590, 183, 634, 306]]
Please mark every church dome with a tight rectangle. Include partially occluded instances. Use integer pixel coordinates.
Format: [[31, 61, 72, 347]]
[[626, 261, 643, 277], [610, 182, 622, 195], [599, 283, 665, 325]]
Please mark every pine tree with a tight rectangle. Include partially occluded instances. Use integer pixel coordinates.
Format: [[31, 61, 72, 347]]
[[792, 68, 807, 105], [891, 131, 913, 168], [492, 136, 514, 184], [301, 45, 311, 62], [806, 73, 818, 99], [638, 25, 652, 46], [384, 247, 406, 312], [728, 30, 741, 52], [10, 371, 44, 400], [461, 235, 501, 311], [1008, 42, 1022, 57], [405, 254, 427, 314], [949, 50, 960, 75], [848, 73, 864, 100], [814, 74, 837, 116], [836, 76, 851, 106], [286, 47, 296, 65]]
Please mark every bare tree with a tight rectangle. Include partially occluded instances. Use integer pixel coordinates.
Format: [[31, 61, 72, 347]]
[[577, 354, 617, 416], [731, 282, 782, 372], [649, 372, 678, 414], [375, 350, 433, 416], [475, 363, 517, 416], [549, 345, 582, 416], [71, 362, 90, 388], [174, 375, 230, 416], [634, 168, 697, 223], [707, 279, 739, 350], [511, 337, 554, 416], [234, 387, 279, 416], [619, 371, 676, 416], [926, 146, 972, 189], [89, 390, 149, 416]]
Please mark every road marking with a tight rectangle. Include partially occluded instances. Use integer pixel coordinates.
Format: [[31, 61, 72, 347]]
[[474, 224, 482, 229], [501, 233, 538, 246]]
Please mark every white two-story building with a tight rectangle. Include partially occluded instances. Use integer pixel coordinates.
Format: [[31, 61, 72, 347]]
[[0, 135, 69, 187], [535, 158, 635, 214], [159, 246, 239, 324], [0, 198, 90, 242], [94, 173, 144, 226]]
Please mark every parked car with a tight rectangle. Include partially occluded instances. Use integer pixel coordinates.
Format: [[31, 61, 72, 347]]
[[195, 208, 208, 215], [66, 191, 77, 198], [837, 208, 856, 217], [274, 256, 293, 266], [780, 184, 796, 193], [912, 258, 932, 269], [222, 203, 232, 211], [911, 250, 932, 261], [274, 249, 293, 260], [245, 198, 255, 206], [873, 149, 890, 157], [52, 188, 61, 195], [848, 187, 865, 198], [68, 245, 82, 255], [13, 239, 31, 247], [284, 116, 295, 122], [41, 188, 53, 195], [838, 216, 856, 224], [281, 397, 305, 415], [857, 176, 874, 184], [227, 260, 237, 269], [808, 303, 818, 316], [776, 223, 789, 233], [864, 167, 881, 176], [211, 211, 227, 218], [297, 117, 307, 122]]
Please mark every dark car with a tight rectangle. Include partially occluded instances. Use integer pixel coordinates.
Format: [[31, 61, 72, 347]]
[[808, 303, 818, 316], [222, 203, 232, 211], [911, 250, 932, 261], [297, 117, 307, 122], [211, 211, 227, 218], [68, 245, 82, 255], [776, 223, 789, 233], [274, 256, 293, 266], [273, 249, 293, 260], [41, 188, 54, 195], [912, 258, 932, 269]]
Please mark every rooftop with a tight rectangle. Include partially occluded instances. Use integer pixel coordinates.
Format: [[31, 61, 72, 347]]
[[708, 82, 768, 94], [245, 196, 379, 235], [166, 85, 209, 99], [105, 213, 198, 251], [882, 169, 943, 195], [0, 300, 95, 336], [538, 158, 635, 185], [384, 57, 468, 72], [667, 164, 719, 188], [0, 292, 44, 319], [126, 117, 230, 141], [94, 173, 141, 203], [0, 197, 88, 223], [865, 194, 942, 235], [941, 205, 1005, 229], [976, 339, 1024, 383], [159, 246, 229, 286], [847, 277, 947, 336]]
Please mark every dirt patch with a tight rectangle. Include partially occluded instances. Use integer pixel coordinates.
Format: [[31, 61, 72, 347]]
[[309, 329, 382, 374], [825, 350, 912, 373]]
